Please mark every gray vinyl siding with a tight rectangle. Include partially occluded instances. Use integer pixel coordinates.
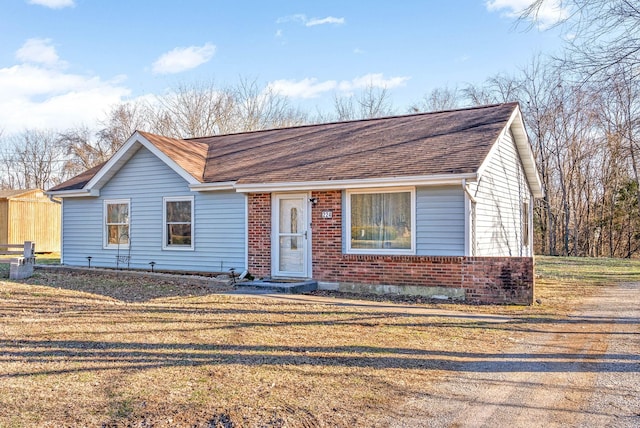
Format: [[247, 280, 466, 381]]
[[61, 146, 246, 272], [416, 186, 465, 256], [471, 128, 532, 257]]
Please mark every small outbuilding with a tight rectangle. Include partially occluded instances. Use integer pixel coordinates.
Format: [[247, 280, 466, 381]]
[[0, 189, 61, 253]]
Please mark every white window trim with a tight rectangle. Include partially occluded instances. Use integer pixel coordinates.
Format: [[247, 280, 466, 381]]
[[345, 187, 416, 255], [163, 196, 195, 251], [103, 199, 130, 250], [522, 199, 531, 249]]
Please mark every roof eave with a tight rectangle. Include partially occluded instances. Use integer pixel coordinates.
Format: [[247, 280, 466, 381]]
[[478, 105, 544, 198], [189, 181, 237, 191], [45, 188, 100, 198], [232, 173, 479, 193]]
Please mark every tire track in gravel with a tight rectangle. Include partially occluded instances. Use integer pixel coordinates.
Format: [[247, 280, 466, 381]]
[[388, 282, 640, 428]]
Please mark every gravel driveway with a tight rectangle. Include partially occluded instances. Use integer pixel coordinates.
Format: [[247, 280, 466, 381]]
[[388, 282, 640, 427]]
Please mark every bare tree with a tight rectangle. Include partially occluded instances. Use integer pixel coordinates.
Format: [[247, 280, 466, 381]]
[[410, 86, 462, 113], [521, 0, 640, 80], [0, 129, 65, 189], [333, 84, 395, 121], [152, 80, 233, 138], [98, 101, 153, 153], [145, 78, 307, 138], [231, 77, 307, 132], [464, 74, 522, 106]]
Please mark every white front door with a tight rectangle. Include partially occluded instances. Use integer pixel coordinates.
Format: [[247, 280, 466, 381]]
[[273, 193, 310, 277]]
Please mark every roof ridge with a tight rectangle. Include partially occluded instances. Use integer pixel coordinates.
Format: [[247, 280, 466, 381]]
[[186, 102, 519, 141]]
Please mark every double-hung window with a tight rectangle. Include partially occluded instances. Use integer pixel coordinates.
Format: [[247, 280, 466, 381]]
[[522, 200, 530, 247], [163, 196, 194, 250], [346, 188, 415, 254], [104, 199, 130, 249]]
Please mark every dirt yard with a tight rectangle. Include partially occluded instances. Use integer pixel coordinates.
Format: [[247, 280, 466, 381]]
[[0, 258, 638, 427], [386, 281, 640, 427]]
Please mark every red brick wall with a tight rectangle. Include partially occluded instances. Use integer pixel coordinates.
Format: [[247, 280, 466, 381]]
[[247, 191, 534, 305], [247, 193, 271, 278]]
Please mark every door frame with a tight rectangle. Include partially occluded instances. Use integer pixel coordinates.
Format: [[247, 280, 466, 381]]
[[271, 192, 312, 278]]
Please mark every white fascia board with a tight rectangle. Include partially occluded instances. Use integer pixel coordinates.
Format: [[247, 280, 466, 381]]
[[511, 111, 544, 198], [477, 106, 544, 199], [189, 181, 237, 191], [85, 131, 201, 191], [45, 188, 99, 198], [233, 173, 478, 193]]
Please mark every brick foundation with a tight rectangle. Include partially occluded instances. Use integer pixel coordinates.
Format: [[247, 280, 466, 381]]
[[247, 191, 534, 305]]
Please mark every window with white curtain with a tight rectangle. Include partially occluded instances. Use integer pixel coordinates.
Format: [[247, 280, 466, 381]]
[[346, 188, 415, 254]]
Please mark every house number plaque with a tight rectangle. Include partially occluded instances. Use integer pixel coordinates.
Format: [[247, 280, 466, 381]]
[[321, 210, 333, 219]]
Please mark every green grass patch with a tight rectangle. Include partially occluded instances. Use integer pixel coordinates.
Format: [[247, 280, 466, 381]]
[[536, 255, 640, 285], [35, 252, 61, 265]]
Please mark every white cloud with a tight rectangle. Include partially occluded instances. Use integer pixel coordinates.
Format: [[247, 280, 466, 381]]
[[15, 38, 65, 68], [340, 73, 410, 92], [0, 41, 131, 134], [353, 48, 365, 55], [486, 0, 569, 29], [267, 73, 410, 99], [151, 43, 216, 75], [267, 78, 337, 99], [276, 14, 345, 27], [28, 0, 75, 9], [306, 16, 345, 27]]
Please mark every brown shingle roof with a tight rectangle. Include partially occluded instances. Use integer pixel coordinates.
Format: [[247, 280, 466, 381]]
[[138, 131, 208, 182], [49, 102, 520, 192], [48, 163, 105, 192], [193, 102, 517, 184]]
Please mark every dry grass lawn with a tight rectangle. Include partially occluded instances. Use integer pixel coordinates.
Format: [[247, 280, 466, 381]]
[[1, 257, 639, 427]]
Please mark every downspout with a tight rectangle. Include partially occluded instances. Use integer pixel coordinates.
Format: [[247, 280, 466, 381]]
[[47, 194, 62, 204], [462, 179, 477, 257], [462, 179, 476, 204]]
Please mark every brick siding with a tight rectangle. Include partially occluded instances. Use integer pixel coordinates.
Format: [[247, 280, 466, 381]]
[[247, 193, 271, 278], [247, 191, 534, 305]]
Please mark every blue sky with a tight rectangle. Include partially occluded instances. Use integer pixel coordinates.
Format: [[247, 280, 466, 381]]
[[0, 0, 569, 135]]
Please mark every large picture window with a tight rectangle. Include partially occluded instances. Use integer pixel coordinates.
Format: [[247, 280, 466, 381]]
[[104, 199, 130, 248], [347, 188, 415, 254], [163, 196, 194, 250]]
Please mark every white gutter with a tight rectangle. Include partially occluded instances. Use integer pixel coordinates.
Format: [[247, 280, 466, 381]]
[[189, 181, 237, 191], [233, 173, 478, 193], [45, 188, 99, 198]]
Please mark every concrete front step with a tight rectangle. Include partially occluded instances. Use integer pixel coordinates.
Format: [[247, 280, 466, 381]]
[[237, 279, 318, 294]]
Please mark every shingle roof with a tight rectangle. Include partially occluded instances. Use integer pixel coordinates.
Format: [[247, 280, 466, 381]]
[[138, 131, 209, 182], [194, 102, 518, 184], [49, 163, 105, 191], [49, 102, 523, 192]]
